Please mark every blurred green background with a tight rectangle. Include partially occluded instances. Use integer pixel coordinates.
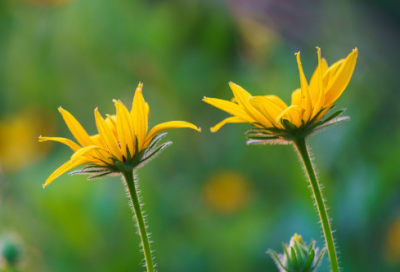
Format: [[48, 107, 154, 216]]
[[0, 0, 399, 271]]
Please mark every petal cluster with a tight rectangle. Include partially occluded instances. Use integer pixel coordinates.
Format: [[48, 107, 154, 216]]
[[204, 48, 358, 132], [40, 83, 200, 187]]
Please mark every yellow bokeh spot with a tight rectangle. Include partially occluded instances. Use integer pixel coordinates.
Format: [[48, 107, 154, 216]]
[[203, 171, 251, 214], [385, 217, 400, 264], [0, 107, 56, 173]]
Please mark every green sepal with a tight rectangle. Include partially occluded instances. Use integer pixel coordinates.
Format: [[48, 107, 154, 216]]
[[311, 248, 326, 271], [302, 249, 315, 272], [322, 109, 345, 124], [294, 241, 306, 265], [283, 244, 292, 270], [125, 145, 132, 162], [267, 250, 288, 272], [69, 133, 173, 181], [291, 247, 299, 270], [115, 161, 130, 172], [87, 171, 114, 180], [281, 119, 297, 132]]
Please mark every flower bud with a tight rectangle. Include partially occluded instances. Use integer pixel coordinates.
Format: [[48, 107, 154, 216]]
[[267, 233, 326, 272], [0, 233, 23, 268]]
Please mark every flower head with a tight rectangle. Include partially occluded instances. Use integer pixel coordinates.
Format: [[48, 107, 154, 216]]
[[40, 83, 200, 187], [203, 48, 357, 144], [267, 233, 326, 272]]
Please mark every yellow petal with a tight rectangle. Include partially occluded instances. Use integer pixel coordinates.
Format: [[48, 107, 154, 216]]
[[324, 48, 358, 105], [89, 135, 113, 164], [203, 97, 255, 123], [145, 121, 200, 147], [39, 136, 81, 152], [229, 82, 272, 128], [95, 108, 123, 161], [58, 107, 93, 147], [295, 52, 313, 122], [291, 88, 302, 106], [311, 47, 326, 119], [71, 145, 106, 161], [131, 83, 147, 151], [210, 116, 247, 132], [105, 114, 118, 139], [250, 96, 285, 128], [145, 102, 150, 127], [90, 134, 106, 149], [43, 157, 89, 188], [315, 102, 335, 122], [265, 95, 288, 110], [309, 54, 328, 104], [114, 100, 135, 158], [276, 105, 304, 127], [323, 59, 344, 87]]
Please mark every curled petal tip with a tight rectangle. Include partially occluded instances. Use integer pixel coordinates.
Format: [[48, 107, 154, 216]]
[[316, 46, 321, 51], [295, 51, 300, 56], [58, 106, 64, 112], [137, 82, 143, 91], [42, 184, 46, 189], [198, 127, 202, 132]]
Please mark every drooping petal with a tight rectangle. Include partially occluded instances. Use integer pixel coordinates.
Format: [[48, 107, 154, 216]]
[[131, 83, 147, 151], [324, 48, 358, 105], [43, 157, 90, 188], [145, 121, 200, 147], [295, 52, 313, 122], [39, 136, 81, 152], [203, 97, 255, 123], [95, 108, 123, 161], [229, 82, 272, 128], [276, 105, 304, 127], [71, 145, 107, 161], [58, 107, 93, 147], [210, 116, 247, 132]]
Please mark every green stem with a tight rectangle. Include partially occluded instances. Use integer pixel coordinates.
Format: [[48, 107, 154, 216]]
[[123, 170, 155, 272], [293, 138, 339, 272]]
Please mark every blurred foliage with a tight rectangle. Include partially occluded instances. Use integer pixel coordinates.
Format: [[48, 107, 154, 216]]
[[0, 0, 399, 271]]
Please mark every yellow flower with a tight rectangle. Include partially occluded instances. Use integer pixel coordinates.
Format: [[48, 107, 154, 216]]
[[0, 107, 56, 173], [203, 48, 357, 142], [40, 83, 200, 187]]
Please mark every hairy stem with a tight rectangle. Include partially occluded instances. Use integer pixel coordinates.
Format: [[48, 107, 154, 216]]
[[293, 138, 339, 272], [123, 170, 155, 272]]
